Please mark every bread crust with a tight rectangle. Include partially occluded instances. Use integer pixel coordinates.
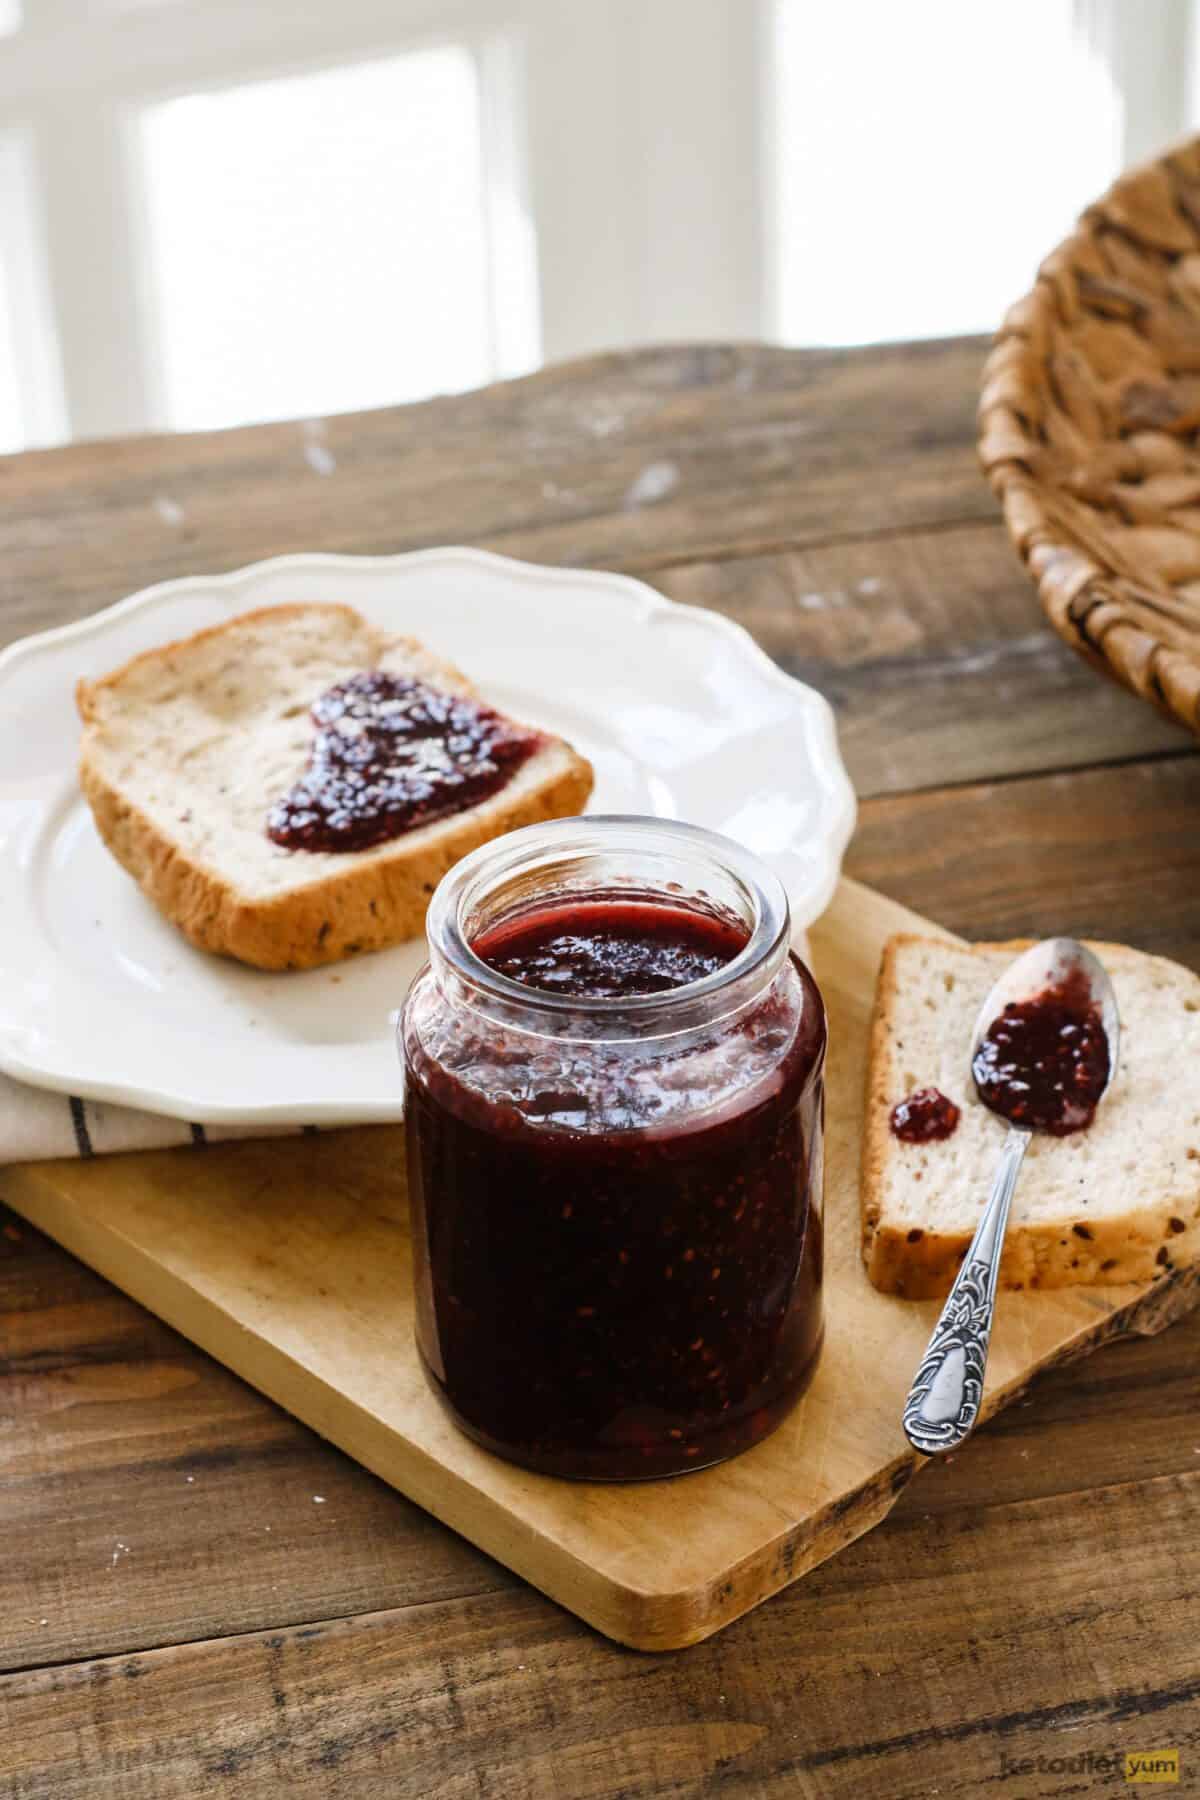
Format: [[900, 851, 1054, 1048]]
[[861, 933, 1200, 1297], [77, 603, 594, 970], [76, 604, 413, 723], [860, 931, 912, 1283]]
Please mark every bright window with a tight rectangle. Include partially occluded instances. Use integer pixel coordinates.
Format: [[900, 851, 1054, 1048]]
[[137, 46, 499, 430], [0, 256, 22, 454], [0, 130, 65, 453], [0, 0, 1182, 450], [772, 0, 1125, 345]]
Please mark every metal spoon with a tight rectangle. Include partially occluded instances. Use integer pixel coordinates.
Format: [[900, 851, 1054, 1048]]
[[901, 938, 1120, 1456]]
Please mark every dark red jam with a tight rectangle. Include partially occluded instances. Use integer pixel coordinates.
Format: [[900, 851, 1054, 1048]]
[[267, 671, 542, 853], [972, 966, 1110, 1135], [478, 900, 748, 997], [403, 899, 825, 1479], [890, 1087, 960, 1143]]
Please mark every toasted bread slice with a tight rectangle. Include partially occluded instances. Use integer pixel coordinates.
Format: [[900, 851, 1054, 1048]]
[[77, 603, 593, 970], [862, 933, 1200, 1296]]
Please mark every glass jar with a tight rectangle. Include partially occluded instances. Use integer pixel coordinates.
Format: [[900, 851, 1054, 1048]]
[[400, 816, 826, 1480]]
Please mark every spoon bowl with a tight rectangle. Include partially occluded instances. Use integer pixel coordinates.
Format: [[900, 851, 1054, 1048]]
[[970, 936, 1120, 1106]]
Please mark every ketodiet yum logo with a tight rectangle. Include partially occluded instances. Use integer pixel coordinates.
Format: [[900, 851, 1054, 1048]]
[[999, 1748, 1179, 1783], [1126, 1752, 1181, 1784]]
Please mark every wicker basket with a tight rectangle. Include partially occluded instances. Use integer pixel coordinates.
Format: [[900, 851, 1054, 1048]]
[[979, 136, 1200, 736]]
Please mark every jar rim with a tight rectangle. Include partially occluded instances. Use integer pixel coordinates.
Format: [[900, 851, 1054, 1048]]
[[424, 814, 792, 1037]]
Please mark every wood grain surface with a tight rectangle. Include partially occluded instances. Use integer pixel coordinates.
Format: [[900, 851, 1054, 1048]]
[[7, 880, 1193, 1659], [1, 339, 1198, 1795]]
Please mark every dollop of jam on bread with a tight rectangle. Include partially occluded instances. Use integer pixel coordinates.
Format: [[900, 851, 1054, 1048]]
[[971, 966, 1110, 1135], [890, 1087, 961, 1143], [267, 671, 544, 853]]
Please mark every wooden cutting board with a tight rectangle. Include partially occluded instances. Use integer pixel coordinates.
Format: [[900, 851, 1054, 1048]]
[[3, 877, 1196, 1651]]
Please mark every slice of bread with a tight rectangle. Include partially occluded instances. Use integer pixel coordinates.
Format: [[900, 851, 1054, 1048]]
[[77, 603, 594, 970], [862, 933, 1200, 1296]]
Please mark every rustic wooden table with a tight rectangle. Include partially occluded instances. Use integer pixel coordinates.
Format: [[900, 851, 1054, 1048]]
[[2, 340, 1198, 1799]]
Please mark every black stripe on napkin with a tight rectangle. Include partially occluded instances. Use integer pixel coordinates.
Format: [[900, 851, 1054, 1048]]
[[189, 1122, 208, 1147], [68, 1096, 94, 1157]]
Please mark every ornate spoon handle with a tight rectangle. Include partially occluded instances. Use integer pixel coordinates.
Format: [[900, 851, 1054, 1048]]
[[902, 1125, 1030, 1455]]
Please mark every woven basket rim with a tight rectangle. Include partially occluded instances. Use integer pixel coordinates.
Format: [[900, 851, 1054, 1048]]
[[978, 133, 1200, 735]]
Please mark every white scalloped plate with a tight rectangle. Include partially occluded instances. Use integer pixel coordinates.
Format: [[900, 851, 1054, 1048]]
[[0, 549, 855, 1124]]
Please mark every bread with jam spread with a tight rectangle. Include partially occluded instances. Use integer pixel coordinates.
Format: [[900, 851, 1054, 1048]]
[[862, 933, 1200, 1296], [76, 603, 593, 969]]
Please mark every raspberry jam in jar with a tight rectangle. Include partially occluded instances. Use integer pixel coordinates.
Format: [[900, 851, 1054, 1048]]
[[400, 817, 826, 1480]]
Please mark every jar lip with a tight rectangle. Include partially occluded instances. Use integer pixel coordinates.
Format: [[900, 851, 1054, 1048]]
[[425, 814, 791, 1031]]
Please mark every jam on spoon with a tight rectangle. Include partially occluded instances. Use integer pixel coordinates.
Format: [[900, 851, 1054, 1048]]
[[971, 964, 1110, 1136], [267, 671, 543, 853]]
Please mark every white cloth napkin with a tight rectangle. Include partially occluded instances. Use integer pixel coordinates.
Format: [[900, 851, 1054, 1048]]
[[0, 1067, 301, 1163]]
